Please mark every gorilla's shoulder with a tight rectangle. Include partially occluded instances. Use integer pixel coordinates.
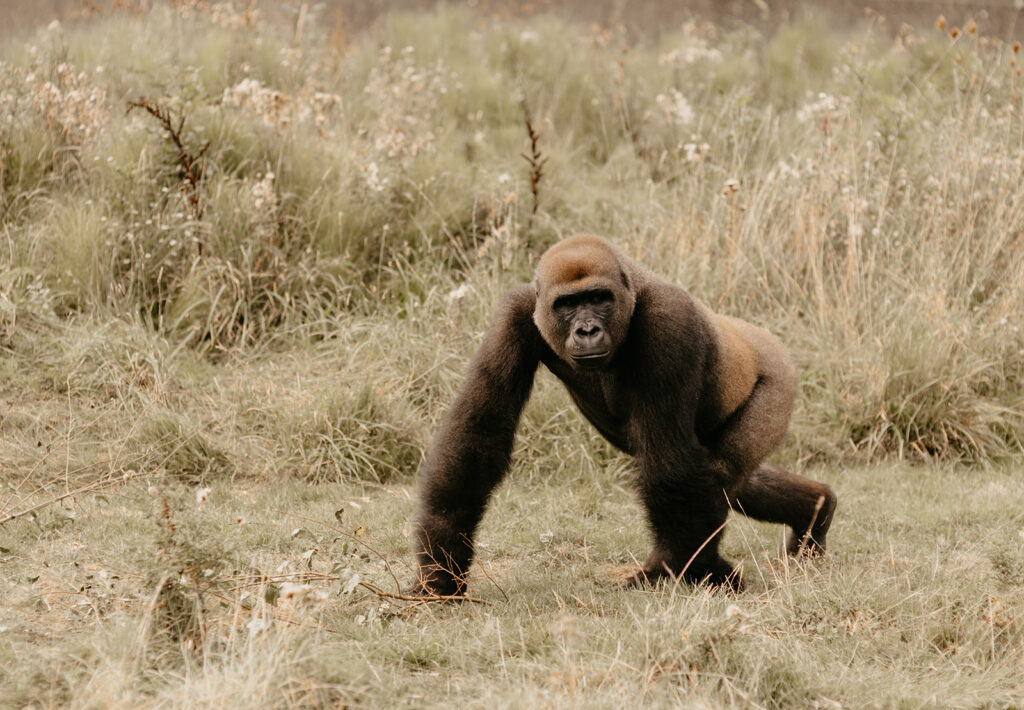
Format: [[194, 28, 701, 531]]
[[503, 283, 538, 310], [631, 276, 702, 328], [495, 284, 540, 331]]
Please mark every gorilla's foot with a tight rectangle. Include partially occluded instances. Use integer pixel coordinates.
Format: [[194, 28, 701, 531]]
[[405, 565, 467, 600], [618, 564, 670, 589], [618, 557, 744, 592], [685, 558, 744, 592], [786, 487, 838, 557]]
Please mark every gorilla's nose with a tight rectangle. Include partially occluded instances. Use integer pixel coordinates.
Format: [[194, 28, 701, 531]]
[[573, 322, 606, 351]]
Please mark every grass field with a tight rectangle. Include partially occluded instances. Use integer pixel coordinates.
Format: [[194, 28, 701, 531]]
[[2, 2, 1024, 707]]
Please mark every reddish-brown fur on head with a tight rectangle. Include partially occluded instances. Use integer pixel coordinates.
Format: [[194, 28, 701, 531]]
[[535, 235, 623, 289], [533, 235, 636, 365]]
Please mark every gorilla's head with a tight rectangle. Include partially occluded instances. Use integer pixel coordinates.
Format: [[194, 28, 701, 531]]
[[533, 235, 636, 370]]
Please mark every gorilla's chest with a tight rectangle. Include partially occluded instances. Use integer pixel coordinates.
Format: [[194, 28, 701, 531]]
[[544, 361, 633, 453]]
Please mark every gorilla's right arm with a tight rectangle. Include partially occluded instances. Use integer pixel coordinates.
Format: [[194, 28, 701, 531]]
[[410, 285, 545, 596]]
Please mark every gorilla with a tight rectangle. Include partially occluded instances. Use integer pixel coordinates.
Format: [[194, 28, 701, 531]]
[[410, 234, 836, 596]]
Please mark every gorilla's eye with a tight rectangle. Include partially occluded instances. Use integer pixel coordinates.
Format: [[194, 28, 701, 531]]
[[584, 290, 613, 306], [554, 289, 613, 314]]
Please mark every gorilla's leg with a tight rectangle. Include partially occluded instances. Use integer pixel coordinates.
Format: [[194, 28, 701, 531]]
[[623, 475, 742, 590], [732, 464, 836, 555], [706, 328, 836, 555]]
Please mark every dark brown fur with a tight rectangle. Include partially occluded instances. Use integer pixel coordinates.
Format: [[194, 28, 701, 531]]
[[410, 235, 836, 596]]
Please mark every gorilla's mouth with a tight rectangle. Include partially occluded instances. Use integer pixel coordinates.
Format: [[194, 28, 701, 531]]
[[570, 351, 610, 366]]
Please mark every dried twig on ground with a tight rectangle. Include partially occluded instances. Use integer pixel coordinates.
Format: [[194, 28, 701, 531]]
[[358, 580, 487, 605], [0, 472, 156, 526]]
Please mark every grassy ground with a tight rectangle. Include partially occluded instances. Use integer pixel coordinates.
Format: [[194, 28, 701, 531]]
[[2, 2, 1023, 707], [3, 457, 1024, 707]]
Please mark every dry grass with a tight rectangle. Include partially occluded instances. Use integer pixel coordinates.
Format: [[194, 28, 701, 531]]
[[2, 2, 1023, 707]]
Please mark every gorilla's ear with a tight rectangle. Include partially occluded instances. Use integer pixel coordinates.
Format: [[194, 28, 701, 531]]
[[614, 265, 638, 327]]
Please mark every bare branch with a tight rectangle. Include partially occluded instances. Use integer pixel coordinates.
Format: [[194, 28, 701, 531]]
[[358, 580, 487, 605], [520, 99, 546, 220], [126, 98, 209, 221]]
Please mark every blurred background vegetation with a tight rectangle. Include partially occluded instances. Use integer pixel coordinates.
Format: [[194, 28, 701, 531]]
[[7, 0, 1024, 40]]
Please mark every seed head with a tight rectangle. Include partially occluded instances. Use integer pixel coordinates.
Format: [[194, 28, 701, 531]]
[[280, 582, 309, 600], [936, 15, 947, 31]]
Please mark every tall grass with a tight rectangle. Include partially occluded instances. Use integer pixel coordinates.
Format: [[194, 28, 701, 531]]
[[3, 4, 1021, 465]]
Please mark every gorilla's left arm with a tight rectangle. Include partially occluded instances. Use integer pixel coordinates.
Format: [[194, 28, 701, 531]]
[[410, 285, 545, 596]]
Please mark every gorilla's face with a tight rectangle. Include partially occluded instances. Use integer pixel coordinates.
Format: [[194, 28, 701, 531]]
[[532, 235, 636, 371], [552, 288, 616, 369]]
